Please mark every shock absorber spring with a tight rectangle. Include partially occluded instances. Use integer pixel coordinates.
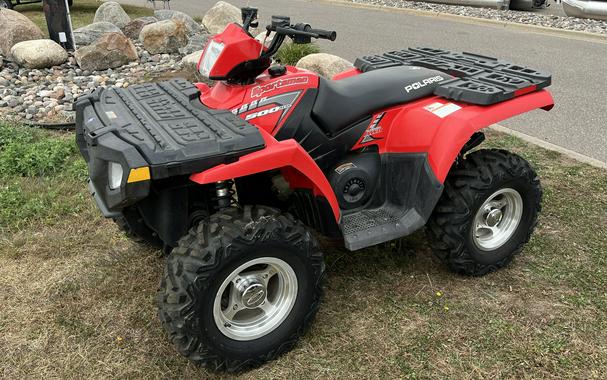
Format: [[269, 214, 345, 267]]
[[214, 180, 237, 209]]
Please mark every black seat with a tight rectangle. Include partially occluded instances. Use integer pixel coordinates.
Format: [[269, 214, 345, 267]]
[[312, 66, 448, 135]]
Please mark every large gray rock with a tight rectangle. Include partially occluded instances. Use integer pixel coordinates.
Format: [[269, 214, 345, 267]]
[[10, 39, 68, 69], [180, 49, 203, 75], [121, 16, 158, 40], [75, 32, 138, 71], [93, 1, 131, 28], [296, 53, 354, 79], [178, 33, 211, 55], [0, 9, 45, 56], [154, 9, 204, 36], [73, 22, 123, 46], [139, 19, 189, 54], [202, 1, 241, 34]]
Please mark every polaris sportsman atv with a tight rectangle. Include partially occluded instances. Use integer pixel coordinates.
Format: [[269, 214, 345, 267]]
[[75, 7, 553, 372]]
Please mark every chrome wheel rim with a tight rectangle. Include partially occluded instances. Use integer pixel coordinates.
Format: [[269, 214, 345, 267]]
[[213, 257, 298, 341], [473, 188, 524, 251]]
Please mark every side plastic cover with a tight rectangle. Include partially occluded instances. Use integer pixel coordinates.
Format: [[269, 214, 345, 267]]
[[190, 129, 341, 221]]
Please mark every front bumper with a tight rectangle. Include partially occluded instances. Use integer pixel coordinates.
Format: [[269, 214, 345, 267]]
[[87, 179, 121, 218], [76, 113, 152, 216]]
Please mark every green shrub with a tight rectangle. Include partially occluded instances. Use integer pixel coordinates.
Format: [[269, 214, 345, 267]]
[[275, 42, 321, 66], [0, 124, 78, 177]]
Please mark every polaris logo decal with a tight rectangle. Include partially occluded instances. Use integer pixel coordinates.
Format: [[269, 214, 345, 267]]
[[360, 112, 385, 144], [250, 77, 309, 98], [404, 75, 445, 93]]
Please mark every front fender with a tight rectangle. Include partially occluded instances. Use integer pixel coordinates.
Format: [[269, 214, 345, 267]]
[[190, 129, 341, 221], [386, 89, 554, 183]]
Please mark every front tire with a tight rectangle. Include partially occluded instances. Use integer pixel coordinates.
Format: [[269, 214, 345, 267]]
[[157, 206, 325, 372], [426, 149, 542, 276]]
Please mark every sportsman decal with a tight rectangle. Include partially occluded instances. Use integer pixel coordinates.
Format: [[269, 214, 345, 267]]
[[250, 77, 309, 98]]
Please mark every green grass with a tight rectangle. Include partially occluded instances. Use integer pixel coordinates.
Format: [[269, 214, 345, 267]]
[[0, 124, 86, 233], [18, 0, 154, 34], [0, 123, 606, 378], [275, 42, 321, 66]]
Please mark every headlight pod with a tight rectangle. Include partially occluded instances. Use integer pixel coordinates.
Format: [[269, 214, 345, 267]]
[[199, 41, 225, 78], [108, 162, 124, 190]]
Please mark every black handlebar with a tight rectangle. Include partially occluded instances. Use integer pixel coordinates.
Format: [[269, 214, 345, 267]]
[[267, 17, 337, 43], [255, 14, 337, 65], [307, 28, 338, 41], [274, 26, 336, 41]]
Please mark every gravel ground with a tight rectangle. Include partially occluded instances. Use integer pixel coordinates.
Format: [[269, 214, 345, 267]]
[[0, 43, 194, 125], [343, 0, 607, 34]]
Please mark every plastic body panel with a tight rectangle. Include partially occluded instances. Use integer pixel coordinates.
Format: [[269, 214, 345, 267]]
[[351, 90, 554, 183], [201, 66, 320, 135], [75, 79, 265, 215], [200, 23, 265, 80], [190, 128, 341, 221]]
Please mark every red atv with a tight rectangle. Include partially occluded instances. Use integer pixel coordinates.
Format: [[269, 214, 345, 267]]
[[76, 7, 553, 372]]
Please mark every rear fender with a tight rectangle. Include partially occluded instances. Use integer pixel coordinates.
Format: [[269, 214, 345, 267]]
[[189, 129, 341, 221], [382, 89, 554, 183]]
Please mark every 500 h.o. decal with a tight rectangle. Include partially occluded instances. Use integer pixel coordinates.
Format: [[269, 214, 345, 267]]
[[232, 91, 302, 124]]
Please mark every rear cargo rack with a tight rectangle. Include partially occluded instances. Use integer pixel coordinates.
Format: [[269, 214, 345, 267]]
[[354, 47, 551, 105]]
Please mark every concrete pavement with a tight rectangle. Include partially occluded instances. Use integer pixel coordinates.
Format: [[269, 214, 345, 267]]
[[126, 0, 607, 163]]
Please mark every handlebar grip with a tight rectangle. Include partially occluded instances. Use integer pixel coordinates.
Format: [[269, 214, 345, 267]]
[[308, 28, 337, 41]]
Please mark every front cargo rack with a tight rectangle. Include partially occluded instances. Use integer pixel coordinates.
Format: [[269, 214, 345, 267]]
[[354, 47, 551, 105], [76, 79, 265, 180]]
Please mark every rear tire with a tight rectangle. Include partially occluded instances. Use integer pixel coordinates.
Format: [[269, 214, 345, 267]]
[[157, 206, 325, 372], [426, 149, 542, 276]]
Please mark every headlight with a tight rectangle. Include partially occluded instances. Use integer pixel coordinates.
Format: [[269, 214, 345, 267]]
[[199, 41, 225, 78], [108, 162, 124, 190]]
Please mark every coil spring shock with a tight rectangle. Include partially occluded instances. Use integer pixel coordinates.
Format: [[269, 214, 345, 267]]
[[214, 180, 237, 210]]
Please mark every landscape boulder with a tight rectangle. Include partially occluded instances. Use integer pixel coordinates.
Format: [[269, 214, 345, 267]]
[[180, 49, 203, 76], [121, 16, 158, 40], [179, 33, 211, 55], [10, 39, 68, 69], [73, 22, 123, 46], [93, 1, 131, 28], [75, 32, 138, 71], [202, 1, 242, 34], [296, 53, 354, 79], [139, 19, 189, 54], [0, 9, 45, 56], [154, 9, 204, 36]]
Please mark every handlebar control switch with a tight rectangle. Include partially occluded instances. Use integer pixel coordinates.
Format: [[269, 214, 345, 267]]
[[271, 15, 291, 30], [241, 7, 259, 31]]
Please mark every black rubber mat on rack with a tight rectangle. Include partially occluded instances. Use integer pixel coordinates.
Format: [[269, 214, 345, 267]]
[[354, 47, 551, 105], [76, 79, 265, 178]]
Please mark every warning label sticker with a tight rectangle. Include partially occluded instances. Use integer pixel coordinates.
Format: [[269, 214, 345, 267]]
[[424, 102, 462, 118]]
